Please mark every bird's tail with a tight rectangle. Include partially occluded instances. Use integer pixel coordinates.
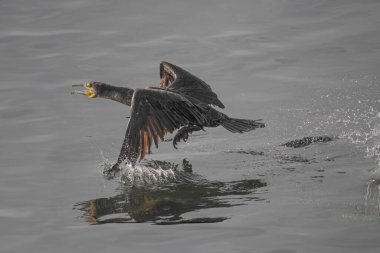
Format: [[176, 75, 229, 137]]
[[221, 117, 265, 133]]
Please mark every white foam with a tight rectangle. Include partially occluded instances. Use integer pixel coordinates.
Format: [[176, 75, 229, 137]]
[[120, 164, 176, 185]]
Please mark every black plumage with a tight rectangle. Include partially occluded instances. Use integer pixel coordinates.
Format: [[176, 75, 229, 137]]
[[72, 62, 265, 172]]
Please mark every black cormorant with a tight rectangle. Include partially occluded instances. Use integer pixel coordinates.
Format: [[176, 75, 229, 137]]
[[72, 61, 265, 173]]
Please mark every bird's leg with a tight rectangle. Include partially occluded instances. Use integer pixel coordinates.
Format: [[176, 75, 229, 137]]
[[173, 125, 203, 149]]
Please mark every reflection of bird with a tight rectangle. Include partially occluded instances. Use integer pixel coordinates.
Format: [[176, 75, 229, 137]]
[[73, 62, 265, 172], [75, 159, 267, 225]]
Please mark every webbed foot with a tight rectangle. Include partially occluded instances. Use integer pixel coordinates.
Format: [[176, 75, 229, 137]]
[[172, 126, 203, 149], [173, 130, 189, 149]]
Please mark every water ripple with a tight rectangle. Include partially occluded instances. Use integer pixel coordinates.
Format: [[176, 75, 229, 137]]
[[0, 30, 83, 38]]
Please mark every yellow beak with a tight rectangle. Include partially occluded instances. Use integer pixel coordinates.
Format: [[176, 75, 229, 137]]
[[71, 84, 95, 98]]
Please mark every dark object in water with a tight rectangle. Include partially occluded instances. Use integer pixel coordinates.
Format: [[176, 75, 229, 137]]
[[281, 136, 334, 148], [156, 217, 228, 225], [72, 61, 265, 172], [225, 149, 264, 156]]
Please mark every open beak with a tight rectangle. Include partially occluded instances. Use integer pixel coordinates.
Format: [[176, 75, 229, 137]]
[[71, 84, 95, 98]]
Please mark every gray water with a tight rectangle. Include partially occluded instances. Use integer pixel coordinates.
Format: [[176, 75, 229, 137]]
[[1, 0, 380, 252]]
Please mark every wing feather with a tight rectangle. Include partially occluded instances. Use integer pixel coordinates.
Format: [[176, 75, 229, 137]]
[[159, 61, 225, 108], [147, 120, 159, 148], [115, 88, 208, 165]]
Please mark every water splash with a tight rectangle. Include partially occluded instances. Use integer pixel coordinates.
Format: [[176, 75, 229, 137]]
[[119, 163, 176, 185], [87, 138, 182, 186], [295, 81, 380, 162], [277, 81, 380, 216], [87, 139, 114, 174], [302, 81, 380, 215], [98, 160, 178, 186]]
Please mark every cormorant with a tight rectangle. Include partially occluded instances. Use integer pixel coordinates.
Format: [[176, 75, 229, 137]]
[[72, 61, 265, 173]]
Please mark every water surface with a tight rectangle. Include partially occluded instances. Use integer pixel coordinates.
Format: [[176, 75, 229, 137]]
[[1, 0, 380, 252]]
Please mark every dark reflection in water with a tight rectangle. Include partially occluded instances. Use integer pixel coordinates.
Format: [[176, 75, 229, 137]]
[[75, 160, 267, 225]]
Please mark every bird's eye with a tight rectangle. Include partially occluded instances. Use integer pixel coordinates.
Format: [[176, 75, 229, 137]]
[[84, 82, 91, 88]]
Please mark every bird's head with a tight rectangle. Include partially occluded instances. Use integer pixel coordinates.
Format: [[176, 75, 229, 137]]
[[72, 81, 134, 106], [72, 81, 102, 98]]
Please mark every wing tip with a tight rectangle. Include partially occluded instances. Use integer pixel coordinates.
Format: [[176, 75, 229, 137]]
[[216, 100, 225, 109], [160, 61, 171, 75]]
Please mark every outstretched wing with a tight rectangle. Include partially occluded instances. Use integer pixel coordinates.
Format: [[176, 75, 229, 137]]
[[116, 88, 208, 165], [159, 61, 225, 109]]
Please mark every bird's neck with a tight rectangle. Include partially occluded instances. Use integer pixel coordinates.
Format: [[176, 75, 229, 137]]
[[99, 84, 134, 106]]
